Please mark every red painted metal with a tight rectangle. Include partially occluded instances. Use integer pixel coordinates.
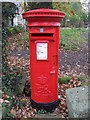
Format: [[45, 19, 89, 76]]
[[22, 9, 65, 104]]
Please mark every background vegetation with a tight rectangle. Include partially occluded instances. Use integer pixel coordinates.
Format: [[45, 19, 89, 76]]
[[24, 2, 88, 28], [2, 2, 24, 95]]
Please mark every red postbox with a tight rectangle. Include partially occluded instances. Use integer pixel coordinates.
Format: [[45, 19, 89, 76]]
[[22, 9, 65, 112]]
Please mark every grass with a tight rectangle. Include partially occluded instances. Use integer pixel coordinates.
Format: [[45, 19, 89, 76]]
[[77, 75, 89, 86], [58, 76, 71, 84], [58, 75, 89, 86], [59, 28, 88, 50], [88, 82, 90, 86], [77, 76, 85, 81]]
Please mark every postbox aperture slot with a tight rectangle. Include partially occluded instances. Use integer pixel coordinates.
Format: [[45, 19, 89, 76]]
[[31, 33, 53, 37]]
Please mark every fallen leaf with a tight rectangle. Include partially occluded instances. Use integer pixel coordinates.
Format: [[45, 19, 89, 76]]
[[0, 99, 4, 104], [11, 109, 16, 116]]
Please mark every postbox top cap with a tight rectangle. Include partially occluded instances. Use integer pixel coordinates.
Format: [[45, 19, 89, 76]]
[[22, 8, 65, 18]]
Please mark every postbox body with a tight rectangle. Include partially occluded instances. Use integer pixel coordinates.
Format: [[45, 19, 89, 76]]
[[29, 26, 59, 103], [22, 9, 65, 111]]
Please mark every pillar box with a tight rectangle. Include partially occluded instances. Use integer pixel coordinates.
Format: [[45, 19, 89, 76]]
[[22, 9, 65, 112]]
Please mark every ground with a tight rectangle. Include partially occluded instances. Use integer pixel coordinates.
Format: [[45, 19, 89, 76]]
[[60, 47, 88, 75], [1, 28, 89, 119]]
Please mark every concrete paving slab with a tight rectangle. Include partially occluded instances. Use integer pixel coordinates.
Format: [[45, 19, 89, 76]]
[[36, 111, 62, 118]]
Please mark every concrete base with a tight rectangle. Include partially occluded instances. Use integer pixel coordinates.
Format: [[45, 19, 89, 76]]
[[36, 112, 62, 118], [66, 86, 89, 118], [32, 110, 62, 119]]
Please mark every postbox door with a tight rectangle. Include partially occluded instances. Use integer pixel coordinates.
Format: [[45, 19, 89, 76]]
[[30, 40, 58, 103]]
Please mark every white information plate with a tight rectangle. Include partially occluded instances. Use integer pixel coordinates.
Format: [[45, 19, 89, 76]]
[[36, 42, 47, 60]]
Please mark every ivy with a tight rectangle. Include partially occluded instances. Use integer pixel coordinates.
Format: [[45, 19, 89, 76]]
[[2, 3, 23, 96]]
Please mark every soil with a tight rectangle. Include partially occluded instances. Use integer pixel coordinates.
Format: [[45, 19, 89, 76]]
[[59, 47, 88, 75]]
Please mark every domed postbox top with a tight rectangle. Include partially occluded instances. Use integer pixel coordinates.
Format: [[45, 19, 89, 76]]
[[22, 8, 65, 18], [22, 9, 65, 26]]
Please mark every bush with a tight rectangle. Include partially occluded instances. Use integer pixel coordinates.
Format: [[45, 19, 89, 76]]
[[2, 23, 24, 96], [2, 66, 24, 96], [68, 15, 84, 28]]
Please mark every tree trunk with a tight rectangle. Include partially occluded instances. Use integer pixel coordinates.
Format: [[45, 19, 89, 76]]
[[63, 18, 65, 27], [11, 18, 13, 26]]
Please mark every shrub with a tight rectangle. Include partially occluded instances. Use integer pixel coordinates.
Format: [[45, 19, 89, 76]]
[[2, 66, 24, 96], [7, 26, 25, 35]]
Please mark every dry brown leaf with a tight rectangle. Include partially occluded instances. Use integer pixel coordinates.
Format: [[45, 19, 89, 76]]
[[27, 112, 31, 118], [0, 99, 4, 104], [77, 81, 81, 86], [11, 109, 16, 115]]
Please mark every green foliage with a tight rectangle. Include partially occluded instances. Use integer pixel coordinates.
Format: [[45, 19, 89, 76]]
[[2, 8, 24, 95], [68, 15, 84, 28], [7, 26, 25, 35], [2, 28, 9, 80], [59, 28, 87, 50], [52, 2, 88, 27], [77, 75, 88, 87], [80, 12, 88, 23], [35, 109, 47, 114], [20, 99, 26, 108], [2, 102, 13, 119], [2, 2, 18, 18], [52, 2, 72, 16], [2, 66, 24, 95], [88, 82, 90, 86], [68, 2, 88, 27], [58, 76, 71, 84], [77, 76, 85, 81], [52, 2, 71, 27], [10, 97, 26, 109], [2, 8, 24, 96], [2, 3, 25, 119], [71, 2, 82, 15]]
